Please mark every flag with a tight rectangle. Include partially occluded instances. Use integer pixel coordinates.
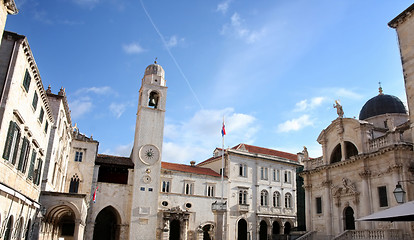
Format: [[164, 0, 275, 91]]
[[93, 186, 98, 203], [221, 120, 226, 136]]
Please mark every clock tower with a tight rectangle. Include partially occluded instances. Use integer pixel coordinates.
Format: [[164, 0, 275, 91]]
[[129, 61, 167, 239]]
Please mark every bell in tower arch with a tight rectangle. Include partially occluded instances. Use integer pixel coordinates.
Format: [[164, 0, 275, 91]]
[[148, 91, 159, 108]]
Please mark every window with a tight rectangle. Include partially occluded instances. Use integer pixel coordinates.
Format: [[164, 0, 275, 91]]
[[285, 193, 292, 208], [74, 151, 83, 162], [239, 190, 247, 205], [207, 185, 215, 197], [316, 197, 322, 214], [260, 167, 268, 180], [17, 137, 30, 172], [69, 174, 80, 193], [38, 108, 44, 123], [44, 121, 48, 134], [22, 70, 31, 92], [33, 158, 43, 185], [27, 150, 37, 180], [184, 182, 194, 195], [378, 186, 388, 207], [260, 190, 269, 206], [161, 180, 170, 193], [239, 163, 247, 177], [3, 121, 21, 165], [273, 191, 281, 207], [219, 168, 225, 176], [284, 171, 291, 183], [32, 92, 38, 110]]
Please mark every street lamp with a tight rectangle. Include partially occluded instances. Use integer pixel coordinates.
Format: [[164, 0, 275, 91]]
[[393, 180, 414, 204]]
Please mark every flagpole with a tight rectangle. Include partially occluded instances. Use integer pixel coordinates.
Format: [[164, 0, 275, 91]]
[[221, 117, 224, 203]]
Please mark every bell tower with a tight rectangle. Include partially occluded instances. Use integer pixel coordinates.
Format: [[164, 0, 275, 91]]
[[129, 61, 167, 239]]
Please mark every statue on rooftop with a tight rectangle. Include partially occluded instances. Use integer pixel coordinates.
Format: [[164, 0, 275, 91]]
[[333, 100, 344, 118]]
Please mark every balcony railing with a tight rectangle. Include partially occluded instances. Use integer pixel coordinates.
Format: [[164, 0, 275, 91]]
[[333, 229, 404, 240], [238, 204, 249, 212]]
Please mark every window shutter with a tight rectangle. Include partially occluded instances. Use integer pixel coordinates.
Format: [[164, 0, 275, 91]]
[[3, 121, 15, 160], [11, 128, 20, 165], [17, 137, 28, 170], [35, 159, 43, 185], [28, 150, 37, 180]]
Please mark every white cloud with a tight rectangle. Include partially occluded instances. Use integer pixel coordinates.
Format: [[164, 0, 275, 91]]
[[216, 0, 232, 14], [69, 97, 93, 119], [322, 88, 363, 100], [163, 108, 259, 164], [221, 12, 266, 44], [74, 86, 113, 95], [122, 42, 146, 54], [294, 97, 325, 112], [109, 103, 127, 118], [277, 114, 314, 133]]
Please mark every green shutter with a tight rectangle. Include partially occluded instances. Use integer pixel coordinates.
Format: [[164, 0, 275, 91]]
[[23, 70, 31, 92], [28, 150, 36, 180], [3, 121, 15, 160], [17, 138, 28, 170], [39, 108, 44, 123], [21, 145, 30, 174], [35, 159, 43, 185], [32, 92, 38, 110], [11, 128, 20, 165]]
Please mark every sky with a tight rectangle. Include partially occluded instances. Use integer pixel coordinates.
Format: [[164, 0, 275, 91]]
[[5, 0, 413, 164]]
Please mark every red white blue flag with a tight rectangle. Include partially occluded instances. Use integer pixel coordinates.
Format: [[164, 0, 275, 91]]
[[93, 186, 98, 203], [221, 120, 226, 137]]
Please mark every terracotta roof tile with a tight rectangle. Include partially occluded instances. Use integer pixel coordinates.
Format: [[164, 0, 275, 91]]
[[161, 162, 222, 178], [236, 144, 298, 161], [96, 154, 134, 168]]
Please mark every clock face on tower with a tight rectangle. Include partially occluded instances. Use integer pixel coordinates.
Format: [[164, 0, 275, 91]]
[[139, 144, 160, 165]]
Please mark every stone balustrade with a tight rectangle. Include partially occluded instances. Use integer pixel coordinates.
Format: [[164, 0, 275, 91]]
[[333, 229, 404, 240]]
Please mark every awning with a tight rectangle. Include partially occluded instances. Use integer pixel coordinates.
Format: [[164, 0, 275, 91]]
[[357, 201, 414, 222]]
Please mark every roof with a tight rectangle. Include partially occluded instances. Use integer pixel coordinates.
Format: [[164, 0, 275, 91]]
[[197, 143, 298, 166], [359, 94, 406, 120], [388, 3, 414, 28], [46, 87, 72, 127], [96, 154, 134, 168], [161, 162, 223, 178]]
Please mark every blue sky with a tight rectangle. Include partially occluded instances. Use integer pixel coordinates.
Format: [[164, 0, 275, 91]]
[[6, 0, 413, 164]]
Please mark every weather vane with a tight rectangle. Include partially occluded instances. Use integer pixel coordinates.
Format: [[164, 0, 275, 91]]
[[154, 57, 157, 64], [378, 81, 383, 95]]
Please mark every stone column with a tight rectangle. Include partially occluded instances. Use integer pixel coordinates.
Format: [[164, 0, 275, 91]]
[[359, 170, 373, 230], [73, 219, 85, 240], [161, 217, 170, 240], [322, 180, 332, 237], [303, 183, 312, 231]]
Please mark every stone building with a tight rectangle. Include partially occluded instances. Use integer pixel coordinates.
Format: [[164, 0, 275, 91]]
[[0, 30, 53, 240]]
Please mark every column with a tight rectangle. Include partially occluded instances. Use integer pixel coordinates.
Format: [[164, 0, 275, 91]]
[[322, 180, 332, 237], [359, 170, 373, 230], [73, 219, 85, 240], [303, 182, 312, 231]]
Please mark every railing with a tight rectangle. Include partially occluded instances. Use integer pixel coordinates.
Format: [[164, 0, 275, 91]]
[[333, 229, 404, 240], [368, 135, 389, 151], [295, 231, 317, 240]]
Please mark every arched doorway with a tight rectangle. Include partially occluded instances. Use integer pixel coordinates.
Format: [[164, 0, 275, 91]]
[[25, 219, 31, 239], [93, 206, 120, 240], [170, 219, 180, 240], [202, 224, 212, 240], [237, 219, 247, 240], [259, 220, 267, 240], [60, 214, 75, 238], [284, 221, 291, 235], [4, 216, 13, 240], [272, 221, 280, 236], [344, 207, 355, 230]]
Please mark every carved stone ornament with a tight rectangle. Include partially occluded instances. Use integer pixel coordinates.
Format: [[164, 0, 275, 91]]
[[342, 178, 357, 194]]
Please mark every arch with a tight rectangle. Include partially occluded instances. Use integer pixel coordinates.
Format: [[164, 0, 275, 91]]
[[345, 141, 358, 159], [148, 90, 160, 109], [69, 174, 80, 193], [14, 217, 24, 239], [93, 206, 121, 240], [273, 191, 281, 207], [45, 201, 82, 222], [202, 224, 213, 240], [330, 144, 342, 163], [259, 220, 267, 240], [284, 221, 291, 235], [237, 218, 248, 240], [170, 219, 180, 240], [4, 216, 14, 240], [344, 206, 355, 230], [25, 219, 31, 240], [272, 220, 280, 235], [285, 193, 292, 208]]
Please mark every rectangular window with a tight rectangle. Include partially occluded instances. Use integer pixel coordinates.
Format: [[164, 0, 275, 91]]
[[3, 121, 20, 165], [39, 108, 44, 123], [32, 92, 38, 110], [34, 158, 43, 185], [316, 197, 322, 214], [378, 186, 388, 207], [276, 169, 280, 182], [184, 182, 194, 195], [27, 150, 37, 180], [22, 70, 31, 92], [261, 167, 268, 180], [239, 190, 247, 205], [44, 121, 49, 134], [207, 185, 215, 197], [162, 180, 170, 193], [284, 171, 291, 183], [239, 164, 247, 177], [75, 151, 83, 162], [272, 169, 276, 181], [17, 137, 29, 171]]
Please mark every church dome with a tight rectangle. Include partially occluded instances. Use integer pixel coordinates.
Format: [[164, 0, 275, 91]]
[[144, 61, 165, 78], [359, 92, 406, 120]]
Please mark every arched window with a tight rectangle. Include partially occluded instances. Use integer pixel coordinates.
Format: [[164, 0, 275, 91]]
[[330, 144, 342, 163], [260, 190, 268, 206], [285, 193, 292, 208], [239, 190, 247, 205], [273, 191, 281, 207], [4, 216, 13, 240], [69, 174, 80, 193], [148, 91, 159, 109], [345, 141, 358, 159]]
